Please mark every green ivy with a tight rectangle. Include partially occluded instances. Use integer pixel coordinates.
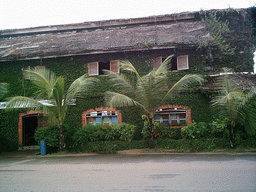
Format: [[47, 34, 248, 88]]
[[0, 110, 20, 152]]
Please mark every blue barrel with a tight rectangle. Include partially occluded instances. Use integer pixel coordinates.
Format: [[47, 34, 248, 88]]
[[40, 140, 46, 155]]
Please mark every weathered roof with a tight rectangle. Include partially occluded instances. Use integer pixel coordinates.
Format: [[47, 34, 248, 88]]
[[0, 8, 250, 61], [204, 73, 256, 91]]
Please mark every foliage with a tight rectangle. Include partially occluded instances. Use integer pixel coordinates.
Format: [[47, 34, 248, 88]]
[[34, 125, 59, 153], [111, 123, 136, 141], [105, 58, 204, 148], [198, 13, 235, 60], [72, 123, 136, 150], [0, 83, 8, 100], [181, 122, 209, 139], [6, 67, 98, 151], [211, 68, 256, 147], [0, 110, 20, 153], [181, 117, 229, 139], [154, 138, 230, 151], [75, 140, 146, 153]]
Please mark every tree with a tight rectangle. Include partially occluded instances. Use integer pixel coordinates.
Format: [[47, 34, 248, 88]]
[[7, 68, 98, 151], [104, 56, 204, 148], [211, 68, 256, 148]]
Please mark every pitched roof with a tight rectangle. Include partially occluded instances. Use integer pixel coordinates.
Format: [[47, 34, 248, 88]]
[[0, 8, 250, 61]]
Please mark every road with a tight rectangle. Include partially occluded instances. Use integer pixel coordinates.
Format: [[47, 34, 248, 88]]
[[0, 153, 255, 191]]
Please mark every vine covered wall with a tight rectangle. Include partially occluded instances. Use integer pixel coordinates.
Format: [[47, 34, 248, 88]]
[[0, 45, 251, 150]]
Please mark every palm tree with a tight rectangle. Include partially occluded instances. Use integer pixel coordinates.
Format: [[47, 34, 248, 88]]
[[104, 56, 204, 148], [211, 68, 256, 148], [7, 68, 98, 151]]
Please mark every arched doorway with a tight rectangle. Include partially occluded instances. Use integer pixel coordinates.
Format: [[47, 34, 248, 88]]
[[22, 115, 38, 146], [19, 111, 48, 146]]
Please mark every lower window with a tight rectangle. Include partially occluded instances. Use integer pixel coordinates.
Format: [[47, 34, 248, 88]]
[[154, 107, 188, 126], [84, 109, 120, 126]]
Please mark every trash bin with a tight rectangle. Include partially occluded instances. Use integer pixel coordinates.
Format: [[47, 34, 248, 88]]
[[40, 140, 46, 155]]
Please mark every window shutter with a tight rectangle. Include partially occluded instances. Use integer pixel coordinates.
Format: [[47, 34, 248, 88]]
[[153, 56, 162, 69], [177, 55, 189, 70], [23, 66, 30, 79], [110, 60, 119, 73], [88, 62, 99, 76]]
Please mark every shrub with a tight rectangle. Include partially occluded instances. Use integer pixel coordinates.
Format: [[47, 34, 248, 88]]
[[72, 123, 136, 151], [34, 125, 59, 153], [110, 123, 136, 141], [79, 140, 147, 153], [0, 110, 19, 153], [181, 122, 209, 139], [181, 117, 229, 139], [154, 138, 229, 151]]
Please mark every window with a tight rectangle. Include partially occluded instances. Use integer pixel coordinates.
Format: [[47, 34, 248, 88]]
[[154, 107, 188, 127], [88, 60, 119, 76], [22, 66, 30, 79], [83, 109, 120, 126], [153, 55, 189, 71]]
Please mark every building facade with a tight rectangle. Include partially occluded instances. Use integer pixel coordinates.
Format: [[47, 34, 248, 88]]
[[0, 8, 255, 146]]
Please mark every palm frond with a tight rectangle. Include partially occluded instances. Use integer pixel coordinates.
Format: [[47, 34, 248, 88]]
[[106, 70, 137, 97], [137, 72, 168, 111], [105, 91, 147, 111], [119, 60, 142, 80], [155, 55, 173, 75], [164, 74, 204, 100], [23, 68, 56, 99], [6, 96, 46, 112], [66, 75, 99, 101]]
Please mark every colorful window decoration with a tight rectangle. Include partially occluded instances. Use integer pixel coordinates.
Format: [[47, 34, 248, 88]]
[[84, 110, 119, 126], [154, 107, 188, 127]]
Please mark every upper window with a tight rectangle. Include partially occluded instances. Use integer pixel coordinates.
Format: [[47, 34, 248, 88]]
[[88, 60, 119, 76], [153, 55, 189, 71]]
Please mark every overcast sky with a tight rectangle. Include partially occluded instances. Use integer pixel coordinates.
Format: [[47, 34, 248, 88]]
[[0, 0, 255, 72], [0, 0, 255, 30]]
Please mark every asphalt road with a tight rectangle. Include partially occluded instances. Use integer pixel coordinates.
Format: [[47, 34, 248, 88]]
[[0, 153, 255, 192]]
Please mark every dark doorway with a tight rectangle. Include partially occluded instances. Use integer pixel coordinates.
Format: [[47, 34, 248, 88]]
[[22, 115, 39, 146]]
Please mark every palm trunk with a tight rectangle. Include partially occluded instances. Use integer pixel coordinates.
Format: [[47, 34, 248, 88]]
[[148, 117, 155, 148], [230, 120, 235, 149], [59, 124, 65, 151]]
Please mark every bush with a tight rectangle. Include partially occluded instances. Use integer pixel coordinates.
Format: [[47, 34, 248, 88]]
[[0, 110, 19, 153], [72, 123, 136, 151], [77, 140, 147, 153], [181, 117, 229, 139], [34, 125, 59, 153], [154, 138, 229, 151], [181, 122, 209, 139], [111, 123, 136, 141]]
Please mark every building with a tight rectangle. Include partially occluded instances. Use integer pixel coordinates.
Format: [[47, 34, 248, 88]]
[[0, 8, 255, 147]]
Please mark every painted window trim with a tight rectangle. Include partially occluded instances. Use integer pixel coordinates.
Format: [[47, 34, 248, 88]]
[[82, 107, 122, 126], [154, 105, 192, 128]]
